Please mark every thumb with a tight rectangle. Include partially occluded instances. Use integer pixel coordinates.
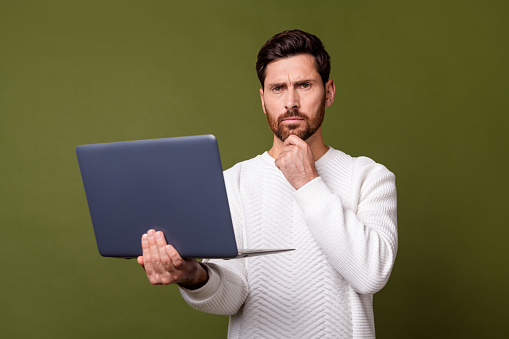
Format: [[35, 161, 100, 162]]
[[137, 256, 145, 269]]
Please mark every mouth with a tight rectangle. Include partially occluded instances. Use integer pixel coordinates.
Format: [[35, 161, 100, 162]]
[[282, 117, 304, 124], [277, 109, 307, 127]]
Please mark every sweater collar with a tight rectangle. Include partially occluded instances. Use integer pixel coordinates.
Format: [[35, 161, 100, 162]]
[[261, 146, 334, 167]]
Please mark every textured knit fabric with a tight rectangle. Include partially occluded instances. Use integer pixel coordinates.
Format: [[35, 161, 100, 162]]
[[180, 147, 397, 339]]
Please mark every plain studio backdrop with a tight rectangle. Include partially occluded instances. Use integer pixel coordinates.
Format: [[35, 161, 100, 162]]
[[1, 1, 507, 338]]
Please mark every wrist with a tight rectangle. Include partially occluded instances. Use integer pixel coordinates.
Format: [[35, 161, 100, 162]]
[[178, 261, 209, 290], [294, 173, 319, 190]]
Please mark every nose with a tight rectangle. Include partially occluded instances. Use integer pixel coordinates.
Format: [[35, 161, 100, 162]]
[[284, 88, 299, 110]]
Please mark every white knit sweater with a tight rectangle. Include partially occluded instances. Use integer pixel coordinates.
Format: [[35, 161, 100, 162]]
[[180, 148, 398, 339]]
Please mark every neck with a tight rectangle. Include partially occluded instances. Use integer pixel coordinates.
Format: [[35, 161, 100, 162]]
[[267, 127, 329, 161]]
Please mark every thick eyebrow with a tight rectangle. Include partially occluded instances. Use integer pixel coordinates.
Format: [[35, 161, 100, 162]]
[[267, 82, 287, 89], [294, 79, 316, 86]]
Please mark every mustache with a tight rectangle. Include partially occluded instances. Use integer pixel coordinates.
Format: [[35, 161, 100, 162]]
[[277, 109, 308, 123]]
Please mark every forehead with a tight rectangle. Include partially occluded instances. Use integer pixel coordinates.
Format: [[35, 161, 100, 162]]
[[264, 54, 320, 84]]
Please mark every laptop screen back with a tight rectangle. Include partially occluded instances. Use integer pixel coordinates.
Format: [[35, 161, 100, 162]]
[[76, 135, 238, 258]]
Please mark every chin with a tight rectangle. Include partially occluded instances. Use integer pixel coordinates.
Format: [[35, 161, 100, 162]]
[[277, 127, 313, 142]]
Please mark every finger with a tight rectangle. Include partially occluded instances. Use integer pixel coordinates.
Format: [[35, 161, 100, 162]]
[[141, 233, 154, 275], [284, 134, 305, 147], [280, 144, 298, 157], [166, 245, 185, 270], [147, 229, 165, 274], [274, 154, 285, 168], [282, 137, 314, 163], [137, 255, 144, 267], [275, 147, 296, 168], [155, 231, 173, 270]]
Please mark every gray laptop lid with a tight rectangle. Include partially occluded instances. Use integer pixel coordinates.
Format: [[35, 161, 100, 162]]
[[76, 135, 240, 258]]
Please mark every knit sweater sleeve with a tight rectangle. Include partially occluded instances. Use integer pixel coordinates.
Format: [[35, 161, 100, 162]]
[[178, 164, 249, 315], [293, 156, 398, 295]]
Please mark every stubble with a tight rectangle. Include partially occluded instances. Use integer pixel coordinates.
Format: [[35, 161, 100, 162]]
[[265, 96, 326, 142]]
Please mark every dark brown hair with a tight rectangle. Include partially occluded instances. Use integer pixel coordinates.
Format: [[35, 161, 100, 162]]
[[256, 29, 331, 88]]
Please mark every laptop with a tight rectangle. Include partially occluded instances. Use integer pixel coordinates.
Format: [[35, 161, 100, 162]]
[[76, 134, 294, 259]]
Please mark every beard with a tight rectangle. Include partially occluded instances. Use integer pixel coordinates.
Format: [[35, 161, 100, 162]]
[[265, 96, 326, 142]]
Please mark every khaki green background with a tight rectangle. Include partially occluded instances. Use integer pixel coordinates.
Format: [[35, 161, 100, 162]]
[[1, 1, 507, 338]]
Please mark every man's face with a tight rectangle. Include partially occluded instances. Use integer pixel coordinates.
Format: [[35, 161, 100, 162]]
[[260, 54, 334, 142]]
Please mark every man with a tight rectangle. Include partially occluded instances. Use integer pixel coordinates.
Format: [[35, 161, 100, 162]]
[[137, 30, 398, 338]]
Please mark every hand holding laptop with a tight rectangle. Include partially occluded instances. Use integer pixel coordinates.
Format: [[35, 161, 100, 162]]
[[137, 229, 208, 289]]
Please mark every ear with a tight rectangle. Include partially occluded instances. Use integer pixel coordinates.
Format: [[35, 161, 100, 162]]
[[324, 79, 336, 107], [260, 88, 267, 115]]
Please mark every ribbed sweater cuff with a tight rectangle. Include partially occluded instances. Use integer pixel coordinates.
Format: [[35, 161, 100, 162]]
[[179, 264, 220, 301], [293, 176, 332, 212]]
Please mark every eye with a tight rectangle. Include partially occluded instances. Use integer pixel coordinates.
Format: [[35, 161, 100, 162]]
[[301, 83, 310, 89]]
